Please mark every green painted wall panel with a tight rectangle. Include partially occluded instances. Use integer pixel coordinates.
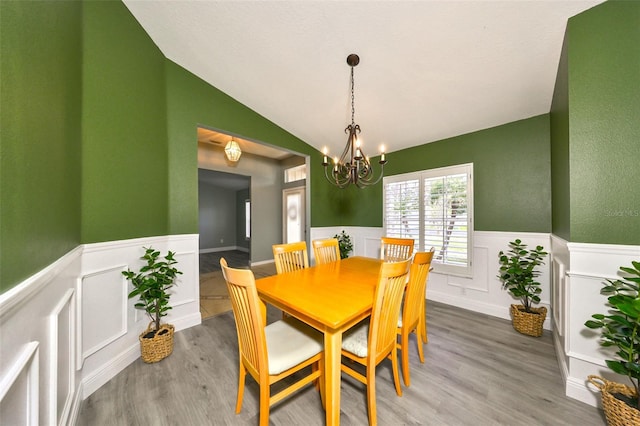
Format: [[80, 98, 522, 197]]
[[568, 1, 640, 244], [81, 1, 168, 243], [550, 32, 571, 241], [312, 116, 553, 231], [0, 1, 82, 292], [378, 116, 552, 232]]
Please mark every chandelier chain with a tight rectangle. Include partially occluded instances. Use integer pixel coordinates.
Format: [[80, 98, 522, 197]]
[[350, 66, 355, 126]]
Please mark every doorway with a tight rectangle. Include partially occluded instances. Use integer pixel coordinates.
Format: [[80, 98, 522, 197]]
[[283, 187, 306, 244]]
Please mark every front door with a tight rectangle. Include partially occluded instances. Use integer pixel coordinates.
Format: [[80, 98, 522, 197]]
[[283, 187, 305, 244]]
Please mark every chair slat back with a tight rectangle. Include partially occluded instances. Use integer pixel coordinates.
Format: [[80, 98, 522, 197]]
[[272, 241, 309, 274], [369, 259, 411, 363], [380, 237, 414, 262], [220, 258, 268, 378], [312, 238, 341, 265], [402, 249, 435, 328]]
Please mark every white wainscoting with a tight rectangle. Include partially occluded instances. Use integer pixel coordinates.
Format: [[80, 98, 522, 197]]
[[554, 238, 640, 407], [49, 289, 76, 426], [427, 231, 552, 328], [0, 234, 200, 425], [0, 341, 40, 425], [309, 226, 384, 264], [311, 228, 551, 326]]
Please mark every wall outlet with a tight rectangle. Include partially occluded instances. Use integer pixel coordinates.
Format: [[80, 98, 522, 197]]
[[220, 238, 224, 244]]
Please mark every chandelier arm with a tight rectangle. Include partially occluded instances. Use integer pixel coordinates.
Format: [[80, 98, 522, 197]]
[[325, 164, 352, 189], [323, 160, 354, 189]]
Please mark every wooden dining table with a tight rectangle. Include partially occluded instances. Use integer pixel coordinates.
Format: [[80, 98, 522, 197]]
[[255, 256, 383, 426]]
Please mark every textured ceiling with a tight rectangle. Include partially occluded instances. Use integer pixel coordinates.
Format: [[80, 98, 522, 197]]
[[123, 0, 603, 158]]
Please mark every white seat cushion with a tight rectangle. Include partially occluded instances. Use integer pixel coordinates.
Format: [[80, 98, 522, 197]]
[[265, 317, 323, 375], [341, 319, 370, 358]]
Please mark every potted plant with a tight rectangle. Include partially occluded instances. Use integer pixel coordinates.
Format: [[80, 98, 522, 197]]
[[497, 239, 548, 337], [334, 230, 353, 259], [122, 247, 182, 363], [585, 261, 640, 425]]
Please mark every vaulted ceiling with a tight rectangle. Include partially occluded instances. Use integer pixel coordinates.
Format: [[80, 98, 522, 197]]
[[124, 0, 604, 158]]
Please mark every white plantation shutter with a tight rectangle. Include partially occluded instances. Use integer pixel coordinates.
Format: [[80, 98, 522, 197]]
[[384, 179, 420, 240], [384, 164, 473, 276], [423, 173, 469, 268]]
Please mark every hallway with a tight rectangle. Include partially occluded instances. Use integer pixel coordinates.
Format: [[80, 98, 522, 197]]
[[199, 250, 276, 319]]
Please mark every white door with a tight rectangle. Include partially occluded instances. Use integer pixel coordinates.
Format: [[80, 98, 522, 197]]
[[283, 187, 305, 243]]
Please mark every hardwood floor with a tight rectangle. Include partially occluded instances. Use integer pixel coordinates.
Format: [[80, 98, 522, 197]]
[[199, 250, 251, 274], [199, 251, 276, 319], [77, 301, 605, 425]]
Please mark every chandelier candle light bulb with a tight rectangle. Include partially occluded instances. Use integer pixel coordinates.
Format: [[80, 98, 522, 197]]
[[355, 140, 362, 160]]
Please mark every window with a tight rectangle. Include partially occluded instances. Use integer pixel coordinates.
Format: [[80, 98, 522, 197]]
[[284, 165, 306, 183], [245, 200, 251, 239], [383, 163, 473, 276]]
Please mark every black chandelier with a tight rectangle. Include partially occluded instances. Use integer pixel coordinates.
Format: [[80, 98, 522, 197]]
[[322, 54, 386, 188]]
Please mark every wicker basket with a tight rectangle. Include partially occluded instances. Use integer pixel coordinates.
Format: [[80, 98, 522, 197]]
[[139, 323, 174, 363], [588, 375, 640, 426], [510, 304, 547, 337]]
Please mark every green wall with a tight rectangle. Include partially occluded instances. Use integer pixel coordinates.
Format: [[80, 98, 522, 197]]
[[82, 1, 169, 243], [0, 1, 82, 292], [550, 32, 571, 241], [332, 115, 553, 232], [566, 1, 640, 245]]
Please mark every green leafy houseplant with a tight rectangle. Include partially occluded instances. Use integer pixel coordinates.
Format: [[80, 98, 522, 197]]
[[334, 230, 353, 259], [585, 261, 640, 409], [122, 247, 182, 335], [497, 239, 548, 313]]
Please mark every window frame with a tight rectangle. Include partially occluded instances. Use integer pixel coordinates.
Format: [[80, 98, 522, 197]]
[[383, 163, 474, 277], [284, 164, 306, 183]]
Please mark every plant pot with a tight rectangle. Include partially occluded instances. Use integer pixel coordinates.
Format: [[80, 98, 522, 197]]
[[139, 323, 174, 363], [510, 304, 546, 337], [588, 375, 640, 426]]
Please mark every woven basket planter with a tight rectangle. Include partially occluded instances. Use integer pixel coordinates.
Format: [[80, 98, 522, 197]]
[[139, 323, 174, 363], [510, 304, 547, 337], [588, 375, 640, 426]]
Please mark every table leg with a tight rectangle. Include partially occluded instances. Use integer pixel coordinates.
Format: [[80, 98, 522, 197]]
[[324, 330, 342, 425]]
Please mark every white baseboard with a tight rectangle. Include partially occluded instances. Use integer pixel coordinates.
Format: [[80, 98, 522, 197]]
[[566, 375, 601, 408], [81, 343, 140, 399], [250, 259, 275, 267], [67, 380, 84, 426], [199, 246, 240, 253], [172, 312, 202, 332]]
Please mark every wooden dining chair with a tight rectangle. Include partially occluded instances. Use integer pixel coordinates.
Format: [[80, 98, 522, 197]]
[[396, 249, 435, 386], [340, 258, 411, 426], [380, 237, 415, 262], [418, 248, 436, 346], [220, 258, 325, 426], [312, 238, 341, 265], [272, 241, 309, 274]]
